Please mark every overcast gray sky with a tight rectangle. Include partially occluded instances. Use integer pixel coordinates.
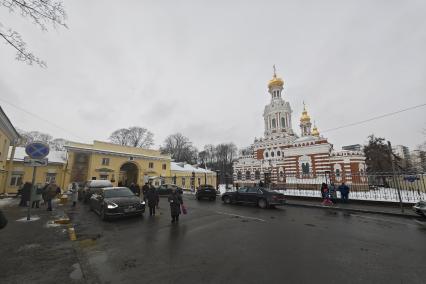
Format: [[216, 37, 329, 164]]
[[1, 0, 425, 151]]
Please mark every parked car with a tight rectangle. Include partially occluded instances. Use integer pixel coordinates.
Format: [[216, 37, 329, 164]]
[[222, 187, 285, 209], [196, 185, 217, 201], [89, 187, 145, 221], [82, 180, 113, 203], [156, 184, 183, 196], [413, 201, 426, 217]]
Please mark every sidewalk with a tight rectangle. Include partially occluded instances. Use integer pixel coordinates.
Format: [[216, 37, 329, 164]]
[[285, 197, 419, 219], [0, 198, 84, 283]]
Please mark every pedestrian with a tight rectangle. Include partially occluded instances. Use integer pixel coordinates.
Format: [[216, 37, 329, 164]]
[[145, 185, 159, 216], [129, 183, 136, 195], [320, 183, 327, 199], [135, 183, 141, 196], [31, 184, 43, 208], [142, 182, 150, 201], [321, 183, 333, 206], [338, 182, 350, 203], [259, 180, 264, 188], [41, 182, 49, 206], [19, 182, 31, 207], [45, 183, 59, 211], [168, 187, 183, 223], [329, 182, 337, 203], [69, 182, 78, 207]]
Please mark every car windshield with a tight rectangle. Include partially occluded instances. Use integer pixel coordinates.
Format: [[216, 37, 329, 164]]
[[104, 188, 134, 198], [262, 188, 279, 193]]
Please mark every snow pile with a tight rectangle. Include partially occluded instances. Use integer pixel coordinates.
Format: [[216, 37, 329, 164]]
[[0, 198, 17, 208]]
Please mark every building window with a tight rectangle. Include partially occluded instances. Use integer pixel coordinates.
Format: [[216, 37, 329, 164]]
[[272, 118, 276, 128], [129, 157, 134, 161], [277, 151, 281, 156], [45, 173, 57, 183], [149, 162, 154, 169], [271, 151, 275, 157], [265, 152, 269, 158], [99, 174, 109, 180], [10, 174, 23, 187], [335, 169, 341, 177], [255, 170, 260, 180], [245, 171, 251, 180], [101, 158, 110, 166], [182, 178, 186, 186], [281, 117, 285, 128], [162, 164, 167, 170], [198, 177, 201, 185], [237, 171, 242, 180], [301, 163, 310, 175]]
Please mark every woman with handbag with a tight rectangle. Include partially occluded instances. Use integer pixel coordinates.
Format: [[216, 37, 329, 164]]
[[168, 187, 183, 223]]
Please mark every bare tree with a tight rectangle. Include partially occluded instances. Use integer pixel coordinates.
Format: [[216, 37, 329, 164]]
[[50, 138, 67, 151], [109, 127, 154, 149], [127, 127, 154, 148], [17, 129, 52, 145], [161, 133, 198, 164], [0, 0, 67, 66]]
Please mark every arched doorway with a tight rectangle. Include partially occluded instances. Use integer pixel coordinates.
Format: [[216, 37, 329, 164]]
[[119, 162, 139, 187]]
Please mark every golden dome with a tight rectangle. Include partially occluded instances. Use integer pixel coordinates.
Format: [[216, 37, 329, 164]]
[[312, 126, 319, 136], [300, 103, 311, 123], [268, 74, 284, 89], [268, 65, 284, 89]]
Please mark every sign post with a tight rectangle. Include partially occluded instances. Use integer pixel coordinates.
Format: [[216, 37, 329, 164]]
[[25, 142, 49, 221]]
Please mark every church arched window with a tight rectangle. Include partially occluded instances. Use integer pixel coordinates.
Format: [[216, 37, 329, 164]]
[[245, 171, 251, 180], [272, 118, 276, 128], [277, 151, 281, 156], [302, 163, 310, 175], [281, 117, 285, 128], [271, 151, 275, 157], [265, 152, 269, 158], [255, 170, 260, 180], [237, 171, 242, 180]]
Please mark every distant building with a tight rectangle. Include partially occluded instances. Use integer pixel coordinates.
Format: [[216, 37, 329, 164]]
[[6, 147, 66, 194], [393, 145, 411, 160], [342, 144, 362, 152], [233, 69, 366, 187], [411, 149, 426, 173], [0, 106, 20, 194]]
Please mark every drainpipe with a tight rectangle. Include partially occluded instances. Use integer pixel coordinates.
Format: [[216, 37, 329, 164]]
[[3, 141, 17, 195]]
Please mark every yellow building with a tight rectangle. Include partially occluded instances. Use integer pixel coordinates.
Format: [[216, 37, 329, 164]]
[[5, 147, 66, 194], [64, 140, 217, 190], [0, 106, 20, 195], [64, 141, 172, 187]]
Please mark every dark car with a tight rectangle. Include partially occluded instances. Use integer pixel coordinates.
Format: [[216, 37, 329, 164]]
[[156, 184, 183, 196], [89, 187, 145, 221], [196, 185, 217, 201], [413, 201, 426, 217], [222, 187, 285, 209], [81, 180, 113, 203]]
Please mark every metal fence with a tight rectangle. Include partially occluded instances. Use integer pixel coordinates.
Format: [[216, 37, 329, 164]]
[[232, 172, 426, 204]]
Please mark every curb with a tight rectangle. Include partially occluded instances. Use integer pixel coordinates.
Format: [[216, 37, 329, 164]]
[[285, 202, 417, 219]]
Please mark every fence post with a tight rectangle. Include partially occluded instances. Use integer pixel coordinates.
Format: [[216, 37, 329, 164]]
[[387, 141, 404, 213]]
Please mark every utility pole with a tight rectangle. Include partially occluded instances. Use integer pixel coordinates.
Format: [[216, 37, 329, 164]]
[[387, 141, 404, 213]]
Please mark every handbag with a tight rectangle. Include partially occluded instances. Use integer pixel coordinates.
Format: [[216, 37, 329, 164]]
[[181, 204, 187, 215]]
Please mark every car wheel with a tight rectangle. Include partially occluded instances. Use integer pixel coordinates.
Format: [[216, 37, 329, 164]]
[[223, 196, 232, 204], [100, 207, 108, 221], [258, 199, 267, 209]]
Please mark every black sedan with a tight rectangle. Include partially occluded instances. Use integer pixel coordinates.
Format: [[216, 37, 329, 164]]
[[222, 187, 285, 209], [156, 184, 183, 196], [196, 185, 217, 201], [90, 187, 145, 220]]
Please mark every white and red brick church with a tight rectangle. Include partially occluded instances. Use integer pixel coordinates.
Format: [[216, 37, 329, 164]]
[[233, 68, 366, 188]]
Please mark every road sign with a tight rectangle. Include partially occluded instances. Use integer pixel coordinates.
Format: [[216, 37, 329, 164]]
[[24, 156, 48, 167], [25, 142, 49, 159]]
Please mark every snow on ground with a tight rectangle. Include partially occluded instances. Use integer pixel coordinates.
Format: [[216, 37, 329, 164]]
[[0, 198, 17, 208]]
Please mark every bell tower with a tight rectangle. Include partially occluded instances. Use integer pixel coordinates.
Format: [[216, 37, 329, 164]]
[[300, 102, 312, 136]]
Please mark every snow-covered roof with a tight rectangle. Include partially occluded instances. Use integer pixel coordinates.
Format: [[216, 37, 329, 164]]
[[293, 136, 319, 143], [170, 162, 214, 173], [8, 146, 67, 164]]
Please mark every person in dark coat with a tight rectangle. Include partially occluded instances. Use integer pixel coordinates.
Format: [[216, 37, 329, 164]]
[[129, 183, 136, 195], [19, 182, 32, 207], [338, 182, 350, 203], [145, 186, 159, 216], [135, 184, 141, 196], [258, 180, 264, 188], [168, 187, 183, 223], [142, 182, 150, 200], [320, 183, 327, 199], [329, 182, 337, 203]]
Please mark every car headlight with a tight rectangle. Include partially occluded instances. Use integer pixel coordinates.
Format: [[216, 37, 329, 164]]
[[140, 201, 146, 205], [107, 202, 118, 209]]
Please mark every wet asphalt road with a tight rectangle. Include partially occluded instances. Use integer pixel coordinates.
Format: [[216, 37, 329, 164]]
[[68, 195, 426, 284]]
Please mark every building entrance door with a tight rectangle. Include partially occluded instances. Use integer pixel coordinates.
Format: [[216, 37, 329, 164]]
[[119, 162, 139, 187]]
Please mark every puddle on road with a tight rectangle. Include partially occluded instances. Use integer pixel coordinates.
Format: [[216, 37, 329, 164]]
[[69, 263, 83, 280]]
